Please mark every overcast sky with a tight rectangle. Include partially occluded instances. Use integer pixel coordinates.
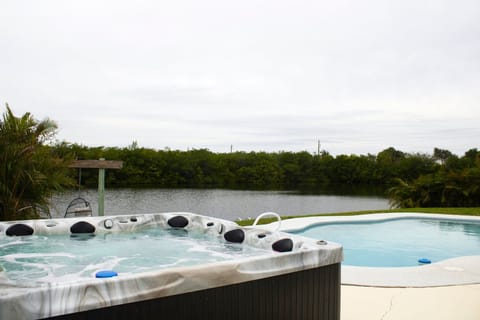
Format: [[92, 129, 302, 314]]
[[1, 0, 479, 156]]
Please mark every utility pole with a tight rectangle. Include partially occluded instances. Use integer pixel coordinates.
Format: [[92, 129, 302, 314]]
[[317, 140, 321, 156], [230, 144, 233, 153]]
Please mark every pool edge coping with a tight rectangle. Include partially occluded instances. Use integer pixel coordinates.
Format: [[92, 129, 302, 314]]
[[264, 212, 480, 287]]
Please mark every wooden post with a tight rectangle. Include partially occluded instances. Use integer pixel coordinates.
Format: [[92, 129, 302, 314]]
[[68, 159, 123, 217], [98, 158, 105, 216]]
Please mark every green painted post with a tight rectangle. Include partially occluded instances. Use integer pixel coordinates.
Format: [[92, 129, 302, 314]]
[[98, 158, 105, 216]]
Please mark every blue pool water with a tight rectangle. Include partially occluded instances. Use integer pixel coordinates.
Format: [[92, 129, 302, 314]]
[[291, 218, 480, 267]]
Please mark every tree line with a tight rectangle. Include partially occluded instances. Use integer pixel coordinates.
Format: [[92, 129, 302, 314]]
[[52, 142, 480, 208], [52, 143, 432, 190], [388, 148, 480, 208], [1, 105, 479, 220]]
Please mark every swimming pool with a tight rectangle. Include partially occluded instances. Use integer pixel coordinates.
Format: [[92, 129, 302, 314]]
[[291, 217, 480, 267]]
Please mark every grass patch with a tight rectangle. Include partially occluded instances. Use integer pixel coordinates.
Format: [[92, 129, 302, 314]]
[[236, 207, 480, 226]]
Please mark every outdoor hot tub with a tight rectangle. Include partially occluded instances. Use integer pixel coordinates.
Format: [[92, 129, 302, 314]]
[[0, 212, 342, 320]]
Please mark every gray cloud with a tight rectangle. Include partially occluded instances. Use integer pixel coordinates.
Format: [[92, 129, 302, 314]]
[[1, 0, 479, 155]]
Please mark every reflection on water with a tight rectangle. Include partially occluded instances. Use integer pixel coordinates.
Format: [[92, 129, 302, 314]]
[[50, 188, 389, 221]]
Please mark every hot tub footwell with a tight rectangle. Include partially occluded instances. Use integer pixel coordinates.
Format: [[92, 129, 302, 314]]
[[49, 263, 341, 320]]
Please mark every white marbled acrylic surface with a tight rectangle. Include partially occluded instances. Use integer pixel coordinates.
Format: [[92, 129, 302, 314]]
[[0, 212, 342, 319]]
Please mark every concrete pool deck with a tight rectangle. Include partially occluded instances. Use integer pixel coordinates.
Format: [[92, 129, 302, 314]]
[[342, 255, 480, 287], [261, 213, 480, 319], [341, 284, 480, 320]]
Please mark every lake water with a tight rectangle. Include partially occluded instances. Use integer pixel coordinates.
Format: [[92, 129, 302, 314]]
[[50, 188, 389, 221]]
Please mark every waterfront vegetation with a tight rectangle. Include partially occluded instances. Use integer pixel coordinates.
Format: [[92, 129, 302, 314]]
[[54, 143, 480, 209], [0, 105, 73, 220], [1, 105, 479, 220]]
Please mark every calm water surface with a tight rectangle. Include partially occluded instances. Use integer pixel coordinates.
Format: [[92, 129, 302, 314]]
[[292, 218, 480, 267], [50, 188, 389, 221]]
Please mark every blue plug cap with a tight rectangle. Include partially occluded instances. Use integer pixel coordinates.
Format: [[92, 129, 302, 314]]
[[96, 270, 118, 278], [418, 258, 431, 264]]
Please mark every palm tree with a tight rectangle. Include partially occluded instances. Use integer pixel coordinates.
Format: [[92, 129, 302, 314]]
[[0, 104, 73, 221], [387, 178, 417, 208]]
